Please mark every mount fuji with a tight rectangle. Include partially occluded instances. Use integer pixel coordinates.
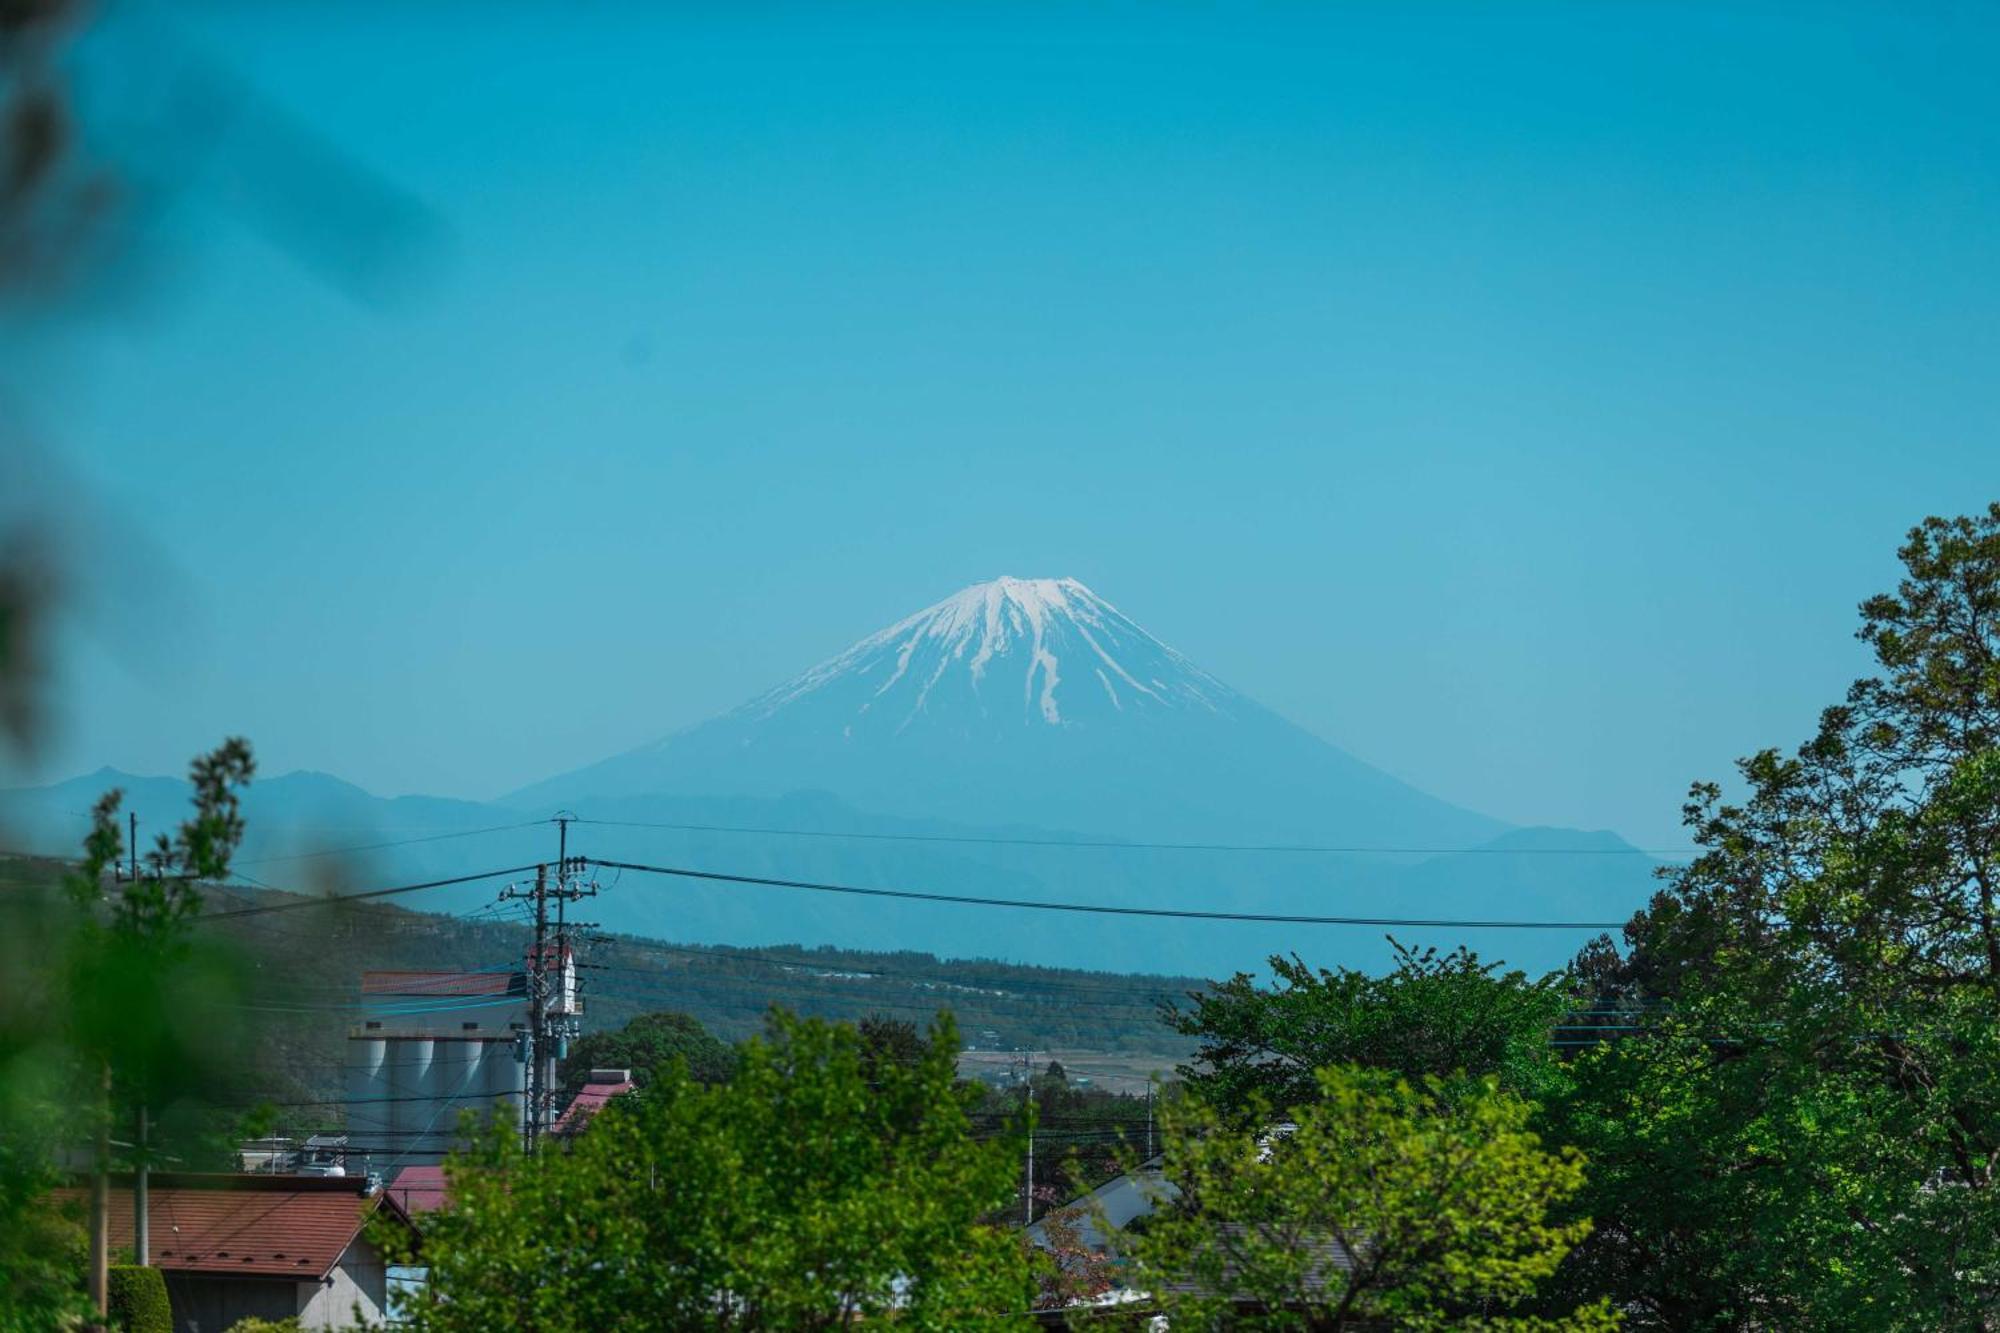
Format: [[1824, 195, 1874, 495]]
[[3, 578, 1657, 977], [509, 576, 1505, 850]]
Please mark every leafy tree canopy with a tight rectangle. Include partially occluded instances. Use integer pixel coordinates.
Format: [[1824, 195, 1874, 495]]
[[389, 1009, 1039, 1331], [1125, 1064, 1616, 1331], [1554, 504, 2000, 1329], [558, 1009, 736, 1093], [1166, 939, 1573, 1120]]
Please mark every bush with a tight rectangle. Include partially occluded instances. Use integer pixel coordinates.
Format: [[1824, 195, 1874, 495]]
[[226, 1319, 303, 1332], [106, 1265, 170, 1333]]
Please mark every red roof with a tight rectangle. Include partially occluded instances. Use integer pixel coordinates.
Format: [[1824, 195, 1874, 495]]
[[51, 1175, 414, 1279], [360, 970, 523, 997], [385, 1165, 449, 1215], [553, 1079, 635, 1136]]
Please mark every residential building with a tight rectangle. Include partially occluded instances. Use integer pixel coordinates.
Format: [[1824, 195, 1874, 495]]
[[552, 1068, 635, 1137], [52, 1172, 416, 1332]]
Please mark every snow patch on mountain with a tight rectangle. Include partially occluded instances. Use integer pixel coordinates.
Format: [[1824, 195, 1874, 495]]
[[743, 577, 1233, 730]]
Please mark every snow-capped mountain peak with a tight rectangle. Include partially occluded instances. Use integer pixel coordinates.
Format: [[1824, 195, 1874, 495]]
[[510, 574, 1509, 851], [747, 576, 1235, 729]]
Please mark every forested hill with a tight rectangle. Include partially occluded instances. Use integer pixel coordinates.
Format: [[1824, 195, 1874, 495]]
[[0, 855, 1204, 1099]]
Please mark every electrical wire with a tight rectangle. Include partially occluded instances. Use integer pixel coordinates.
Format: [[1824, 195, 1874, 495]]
[[234, 820, 553, 867], [586, 858, 1631, 930], [573, 816, 1695, 858], [194, 864, 546, 922]]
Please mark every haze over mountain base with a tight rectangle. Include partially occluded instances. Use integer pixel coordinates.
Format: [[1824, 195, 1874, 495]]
[[3, 578, 1660, 977]]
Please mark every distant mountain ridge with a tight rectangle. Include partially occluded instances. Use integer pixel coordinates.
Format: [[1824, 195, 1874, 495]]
[[1, 578, 1660, 977]]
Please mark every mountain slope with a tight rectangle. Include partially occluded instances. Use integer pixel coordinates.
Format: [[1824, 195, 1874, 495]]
[[509, 577, 1504, 848], [1, 774, 1655, 977]]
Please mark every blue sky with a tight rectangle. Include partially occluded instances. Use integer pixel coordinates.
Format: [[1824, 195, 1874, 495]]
[[18, 2, 1999, 847]]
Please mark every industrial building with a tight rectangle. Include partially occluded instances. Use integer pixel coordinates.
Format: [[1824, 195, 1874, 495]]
[[341, 948, 578, 1167]]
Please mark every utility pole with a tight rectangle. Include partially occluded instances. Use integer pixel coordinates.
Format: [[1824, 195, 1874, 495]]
[[527, 864, 548, 1149], [500, 839, 596, 1151], [129, 812, 147, 1270], [89, 811, 145, 1327], [1022, 1051, 1034, 1227], [554, 814, 570, 944], [1146, 1083, 1154, 1162], [89, 1062, 108, 1327], [135, 1107, 148, 1267], [1024, 1128, 1034, 1227]]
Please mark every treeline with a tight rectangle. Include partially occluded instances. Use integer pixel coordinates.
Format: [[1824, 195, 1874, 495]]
[[109, 878, 1205, 1132], [560, 1006, 1165, 1213], [1115, 504, 2000, 1327]]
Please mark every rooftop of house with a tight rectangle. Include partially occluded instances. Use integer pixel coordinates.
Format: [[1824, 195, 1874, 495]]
[[51, 1173, 416, 1281], [385, 1165, 449, 1215], [554, 1069, 636, 1136]]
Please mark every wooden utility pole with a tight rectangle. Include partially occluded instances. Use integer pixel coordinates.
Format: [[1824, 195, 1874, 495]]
[[88, 813, 145, 1326], [129, 812, 148, 1269], [1025, 1127, 1035, 1227], [1022, 1051, 1034, 1227], [135, 1106, 148, 1266], [527, 864, 548, 1149], [89, 1061, 109, 1325]]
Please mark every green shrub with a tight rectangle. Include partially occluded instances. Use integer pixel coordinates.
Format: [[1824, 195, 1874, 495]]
[[226, 1319, 304, 1332], [106, 1265, 170, 1333]]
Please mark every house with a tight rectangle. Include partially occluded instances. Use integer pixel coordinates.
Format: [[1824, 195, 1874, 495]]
[[53, 1172, 417, 1332], [1027, 1155, 1175, 1252], [383, 1164, 448, 1215], [552, 1068, 635, 1137]]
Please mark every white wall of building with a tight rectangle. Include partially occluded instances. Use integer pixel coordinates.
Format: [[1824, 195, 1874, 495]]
[[297, 1236, 391, 1330]]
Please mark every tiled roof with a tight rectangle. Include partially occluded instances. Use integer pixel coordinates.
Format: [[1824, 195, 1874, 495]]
[[360, 970, 524, 997], [385, 1165, 449, 1215], [1160, 1224, 1361, 1297], [553, 1079, 635, 1136], [50, 1175, 413, 1279]]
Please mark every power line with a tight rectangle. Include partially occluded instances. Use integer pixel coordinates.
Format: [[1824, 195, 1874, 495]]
[[574, 816, 1695, 858], [585, 858, 1631, 931], [194, 865, 545, 922], [234, 820, 551, 867]]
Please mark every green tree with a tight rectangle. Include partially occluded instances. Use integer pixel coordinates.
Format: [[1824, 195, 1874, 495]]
[[0, 741, 261, 1326], [557, 1008, 736, 1093], [1167, 940, 1572, 1121], [0, 858, 90, 1331], [858, 1012, 932, 1075], [64, 740, 257, 1123], [389, 1010, 1038, 1331], [1124, 1064, 1616, 1331], [1554, 504, 2000, 1328]]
